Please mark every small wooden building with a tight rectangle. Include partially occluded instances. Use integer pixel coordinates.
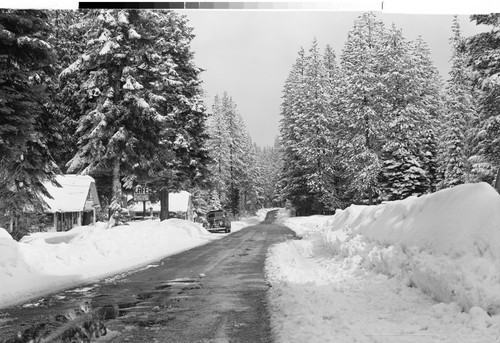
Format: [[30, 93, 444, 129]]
[[42, 174, 101, 231], [128, 190, 193, 220]]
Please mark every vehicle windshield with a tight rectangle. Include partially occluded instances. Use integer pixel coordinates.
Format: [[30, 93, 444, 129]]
[[207, 212, 224, 219]]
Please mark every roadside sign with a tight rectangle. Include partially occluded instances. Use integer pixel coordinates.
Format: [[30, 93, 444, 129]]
[[134, 185, 151, 202], [135, 193, 149, 201]]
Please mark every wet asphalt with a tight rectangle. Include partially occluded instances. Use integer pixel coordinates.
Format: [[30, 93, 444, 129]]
[[0, 210, 298, 343]]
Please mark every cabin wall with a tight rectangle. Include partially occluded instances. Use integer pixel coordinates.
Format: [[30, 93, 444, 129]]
[[52, 210, 95, 232]]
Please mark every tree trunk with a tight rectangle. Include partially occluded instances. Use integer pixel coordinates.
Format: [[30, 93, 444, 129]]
[[160, 188, 169, 221], [495, 168, 500, 194], [110, 156, 122, 217]]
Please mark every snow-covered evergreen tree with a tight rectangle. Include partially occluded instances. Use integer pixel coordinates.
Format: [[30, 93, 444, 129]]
[[441, 126, 468, 187], [278, 47, 319, 214], [439, 16, 483, 186], [207, 94, 231, 205], [63, 10, 162, 215], [340, 12, 387, 204], [238, 133, 263, 214], [379, 140, 428, 201], [377, 25, 436, 199], [410, 36, 444, 192], [302, 41, 342, 211], [206, 92, 259, 216], [0, 10, 59, 233], [256, 141, 282, 207], [279, 41, 344, 214], [464, 14, 500, 182], [223, 94, 246, 217], [208, 189, 222, 211], [49, 10, 87, 172], [278, 12, 448, 206], [63, 10, 209, 220], [420, 129, 440, 192]]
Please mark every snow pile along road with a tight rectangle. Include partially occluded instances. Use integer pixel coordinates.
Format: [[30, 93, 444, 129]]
[[326, 182, 500, 314], [0, 219, 216, 309], [268, 183, 500, 342], [0, 209, 270, 310], [278, 213, 336, 237]]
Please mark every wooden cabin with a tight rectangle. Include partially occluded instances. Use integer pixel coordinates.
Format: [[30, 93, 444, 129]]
[[42, 174, 101, 231]]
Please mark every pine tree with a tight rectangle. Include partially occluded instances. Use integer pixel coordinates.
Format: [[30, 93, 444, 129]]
[[441, 126, 469, 187], [408, 36, 444, 192], [62, 10, 209, 220], [300, 41, 342, 211], [378, 25, 433, 199], [0, 10, 59, 232], [420, 129, 439, 192], [465, 14, 500, 182], [410, 36, 443, 124], [208, 189, 222, 211], [207, 94, 231, 205], [130, 11, 211, 220], [190, 187, 207, 215], [379, 139, 428, 201], [279, 40, 345, 213], [238, 132, 262, 214], [278, 47, 316, 215], [223, 94, 246, 217], [206, 92, 258, 216], [439, 17, 479, 188], [63, 10, 162, 216], [49, 10, 87, 172], [256, 142, 282, 207], [443, 15, 497, 186], [340, 12, 387, 204]]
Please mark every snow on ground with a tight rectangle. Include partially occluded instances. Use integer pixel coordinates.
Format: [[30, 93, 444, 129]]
[[266, 183, 500, 342], [0, 209, 272, 309]]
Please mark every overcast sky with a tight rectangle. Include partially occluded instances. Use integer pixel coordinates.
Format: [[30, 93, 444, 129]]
[[178, 10, 489, 147]]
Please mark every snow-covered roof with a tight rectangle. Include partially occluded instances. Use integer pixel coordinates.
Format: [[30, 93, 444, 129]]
[[129, 191, 191, 212], [169, 191, 191, 212], [42, 174, 99, 213]]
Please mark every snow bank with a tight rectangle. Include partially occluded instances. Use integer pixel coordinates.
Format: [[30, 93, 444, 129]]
[[284, 182, 500, 315], [279, 214, 336, 237], [266, 184, 500, 341], [332, 182, 500, 258], [0, 219, 217, 309], [0, 208, 272, 309], [266, 235, 500, 343], [256, 207, 277, 221], [0, 227, 12, 239]]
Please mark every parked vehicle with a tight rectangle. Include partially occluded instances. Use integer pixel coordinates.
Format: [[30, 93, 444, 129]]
[[204, 210, 231, 233]]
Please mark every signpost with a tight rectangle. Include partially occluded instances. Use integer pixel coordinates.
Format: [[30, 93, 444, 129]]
[[134, 186, 151, 218]]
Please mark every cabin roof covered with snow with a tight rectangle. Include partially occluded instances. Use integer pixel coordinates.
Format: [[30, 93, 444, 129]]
[[42, 175, 100, 213]]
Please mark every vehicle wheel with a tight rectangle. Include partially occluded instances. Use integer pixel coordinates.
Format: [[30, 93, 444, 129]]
[[226, 228, 231, 233]]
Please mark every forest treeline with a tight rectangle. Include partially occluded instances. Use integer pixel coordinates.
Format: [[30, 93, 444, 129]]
[[278, 13, 500, 215], [0, 9, 279, 238], [1, 10, 499, 235]]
